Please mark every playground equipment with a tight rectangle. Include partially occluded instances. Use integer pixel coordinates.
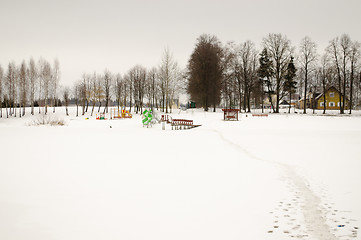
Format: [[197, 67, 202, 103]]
[[222, 109, 239, 121], [142, 109, 153, 127], [110, 108, 132, 119], [160, 114, 201, 130], [252, 113, 268, 117], [96, 113, 107, 120]]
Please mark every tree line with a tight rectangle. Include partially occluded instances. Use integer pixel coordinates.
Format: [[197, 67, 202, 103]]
[[70, 49, 185, 117], [187, 33, 361, 114], [0, 49, 187, 119], [1, 33, 360, 119], [0, 58, 60, 118]]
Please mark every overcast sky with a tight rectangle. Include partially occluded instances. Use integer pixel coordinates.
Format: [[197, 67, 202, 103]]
[[1, 0, 361, 86]]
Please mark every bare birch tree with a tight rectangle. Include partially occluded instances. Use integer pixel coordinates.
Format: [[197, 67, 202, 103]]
[[299, 36, 318, 113], [28, 57, 37, 115], [63, 86, 70, 116], [262, 33, 293, 113], [39, 59, 52, 114], [19, 61, 27, 117], [52, 58, 60, 113], [348, 41, 361, 114], [103, 69, 112, 114], [159, 48, 179, 113]]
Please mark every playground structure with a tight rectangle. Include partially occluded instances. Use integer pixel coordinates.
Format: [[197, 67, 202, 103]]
[[142, 109, 153, 127], [110, 108, 132, 119], [222, 109, 239, 121], [96, 113, 107, 120], [160, 114, 200, 130]]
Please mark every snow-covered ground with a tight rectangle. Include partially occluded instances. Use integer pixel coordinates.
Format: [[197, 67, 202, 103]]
[[0, 107, 360, 240]]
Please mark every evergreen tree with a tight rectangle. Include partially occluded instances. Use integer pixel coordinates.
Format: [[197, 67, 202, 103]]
[[258, 48, 275, 112], [284, 56, 297, 113]]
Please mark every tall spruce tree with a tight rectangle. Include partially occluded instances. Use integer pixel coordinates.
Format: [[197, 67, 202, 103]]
[[258, 48, 275, 112], [284, 56, 297, 113]]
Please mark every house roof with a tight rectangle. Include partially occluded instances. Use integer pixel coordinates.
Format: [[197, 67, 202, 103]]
[[315, 86, 348, 100]]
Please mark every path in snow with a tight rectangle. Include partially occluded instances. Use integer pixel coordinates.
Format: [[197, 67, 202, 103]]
[[212, 129, 339, 240]]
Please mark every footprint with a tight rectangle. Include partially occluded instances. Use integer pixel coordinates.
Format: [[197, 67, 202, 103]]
[[292, 225, 301, 230], [274, 225, 279, 228], [283, 230, 290, 234], [267, 230, 273, 233]]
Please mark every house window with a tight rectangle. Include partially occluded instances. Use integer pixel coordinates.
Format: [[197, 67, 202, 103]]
[[329, 92, 335, 97], [337, 102, 343, 107], [329, 102, 335, 107], [320, 102, 324, 107]]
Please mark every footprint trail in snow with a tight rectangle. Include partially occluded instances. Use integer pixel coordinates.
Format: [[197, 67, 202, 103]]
[[211, 129, 359, 240]]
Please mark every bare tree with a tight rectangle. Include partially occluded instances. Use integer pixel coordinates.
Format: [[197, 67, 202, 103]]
[[159, 48, 180, 113], [348, 41, 360, 114], [319, 54, 331, 114], [73, 82, 80, 117], [239, 40, 258, 112], [39, 58, 52, 114], [6, 62, 16, 116], [146, 67, 158, 110], [19, 61, 27, 117], [93, 74, 103, 113], [220, 42, 237, 109], [63, 86, 70, 116], [0, 65, 3, 118], [299, 36, 318, 113], [262, 33, 293, 113], [90, 72, 98, 116], [103, 69, 112, 114], [123, 73, 130, 111], [52, 58, 60, 113], [129, 65, 147, 114], [28, 57, 37, 115], [327, 35, 351, 114], [114, 73, 123, 110]]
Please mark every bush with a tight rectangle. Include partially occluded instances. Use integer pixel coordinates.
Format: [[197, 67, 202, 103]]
[[29, 113, 65, 126]]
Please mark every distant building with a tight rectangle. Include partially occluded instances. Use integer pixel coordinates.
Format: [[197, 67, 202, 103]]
[[298, 86, 349, 110], [315, 86, 349, 110], [298, 91, 321, 109]]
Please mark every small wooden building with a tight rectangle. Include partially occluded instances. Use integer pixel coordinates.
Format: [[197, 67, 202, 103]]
[[222, 109, 239, 121]]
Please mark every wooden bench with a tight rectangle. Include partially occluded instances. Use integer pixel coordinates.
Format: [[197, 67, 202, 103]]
[[171, 119, 194, 130], [252, 114, 268, 117]]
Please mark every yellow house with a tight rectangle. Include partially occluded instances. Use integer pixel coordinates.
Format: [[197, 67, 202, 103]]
[[315, 86, 349, 110]]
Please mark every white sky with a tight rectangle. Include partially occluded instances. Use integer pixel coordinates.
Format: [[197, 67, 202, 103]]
[[1, 0, 361, 87]]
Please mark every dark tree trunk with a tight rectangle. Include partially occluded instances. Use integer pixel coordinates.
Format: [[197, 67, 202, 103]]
[[86, 100, 89, 112], [288, 92, 292, 113], [303, 67, 308, 114], [91, 101, 95, 116], [349, 63, 354, 114], [322, 77, 326, 114]]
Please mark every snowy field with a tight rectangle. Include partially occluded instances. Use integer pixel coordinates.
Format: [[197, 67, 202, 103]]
[[1, 107, 360, 240]]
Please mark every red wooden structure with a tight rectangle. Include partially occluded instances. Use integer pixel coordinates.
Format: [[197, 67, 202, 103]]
[[222, 109, 239, 121]]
